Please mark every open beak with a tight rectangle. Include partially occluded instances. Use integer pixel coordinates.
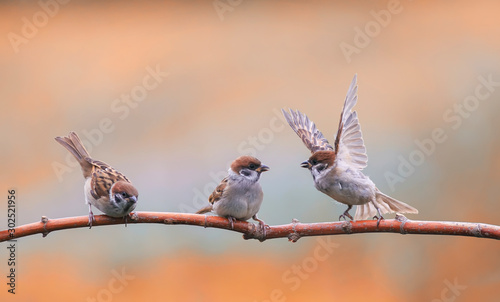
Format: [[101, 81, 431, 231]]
[[256, 165, 270, 173], [300, 161, 311, 169]]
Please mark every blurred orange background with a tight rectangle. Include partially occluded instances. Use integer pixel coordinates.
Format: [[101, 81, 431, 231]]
[[1, 0, 500, 301]]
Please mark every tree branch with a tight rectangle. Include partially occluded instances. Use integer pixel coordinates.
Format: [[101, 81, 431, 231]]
[[1, 212, 499, 243]]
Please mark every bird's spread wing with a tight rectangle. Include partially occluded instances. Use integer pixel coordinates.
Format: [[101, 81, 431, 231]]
[[88, 159, 130, 199], [334, 74, 368, 170], [282, 109, 333, 153], [208, 177, 228, 205]]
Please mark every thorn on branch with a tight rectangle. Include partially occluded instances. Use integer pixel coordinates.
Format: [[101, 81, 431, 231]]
[[288, 218, 301, 243], [242, 222, 267, 242], [472, 223, 483, 238], [41, 216, 50, 238], [255, 223, 267, 243], [164, 218, 174, 225], [395, 214, 408, 235], [341, 220, 352, 234]]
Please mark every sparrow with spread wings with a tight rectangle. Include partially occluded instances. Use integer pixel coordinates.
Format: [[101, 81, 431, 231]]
[[55, 132, 138, 228], [282, 75, 418, 225], [196, 156, 269, 235]]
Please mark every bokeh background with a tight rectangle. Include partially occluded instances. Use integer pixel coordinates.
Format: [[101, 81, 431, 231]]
[[1, 0, 500, 301]]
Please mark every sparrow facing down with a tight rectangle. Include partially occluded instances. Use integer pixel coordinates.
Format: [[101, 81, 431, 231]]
[[196, 156, 270, 234], [282, 75, 418, 225], [55, 132, 138, 228]]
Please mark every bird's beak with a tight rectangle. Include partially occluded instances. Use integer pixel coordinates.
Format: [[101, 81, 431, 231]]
[[129, 196, 138, 203], [300, 161, 311, 169], [256, 165, 270, 173]]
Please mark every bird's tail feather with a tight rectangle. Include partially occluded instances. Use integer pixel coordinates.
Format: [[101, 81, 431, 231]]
[[55, 132, 92, 177], [196, 204, 213, 215], [354, 202, 377, 221], [55, 132, 91, 161], [354, 190, 418, 220]]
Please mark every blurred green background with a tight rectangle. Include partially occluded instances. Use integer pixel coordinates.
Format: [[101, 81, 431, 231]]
[[1, 0, 499, 301]]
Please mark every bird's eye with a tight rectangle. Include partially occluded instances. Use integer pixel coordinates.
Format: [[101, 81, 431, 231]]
[[248, 164, 257, 170], [311, 160, 317, 165], [121, 192, 128, 198]]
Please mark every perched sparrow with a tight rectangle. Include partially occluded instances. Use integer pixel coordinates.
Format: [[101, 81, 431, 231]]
[[196, 156, 270, 234], [282, 75, 418, 225], [55, 132, 138, 228]]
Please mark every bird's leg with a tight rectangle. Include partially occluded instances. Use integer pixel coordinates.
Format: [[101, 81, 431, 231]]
[[339, 205, 354, 221], [227, 216, 235, 229], [252, 214, 267, 239], [124, 215, 128, 227], [88, 204, 94, 229], [373, 207, 384, 227]]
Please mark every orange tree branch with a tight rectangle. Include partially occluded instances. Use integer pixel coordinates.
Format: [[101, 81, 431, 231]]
[[1, 212, 499, 243]]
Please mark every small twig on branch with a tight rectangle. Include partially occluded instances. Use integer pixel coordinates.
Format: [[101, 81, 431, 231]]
[[0, 212, 499, 243]]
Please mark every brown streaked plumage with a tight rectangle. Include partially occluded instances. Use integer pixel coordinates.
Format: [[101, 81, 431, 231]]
[[55, 132, 138, 228], [283, 74, 418, 225], [196, 156, 269, 235], [208, 177, 228, 205], [281, 109, 334, 154], [195, 177, 229, 215]]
